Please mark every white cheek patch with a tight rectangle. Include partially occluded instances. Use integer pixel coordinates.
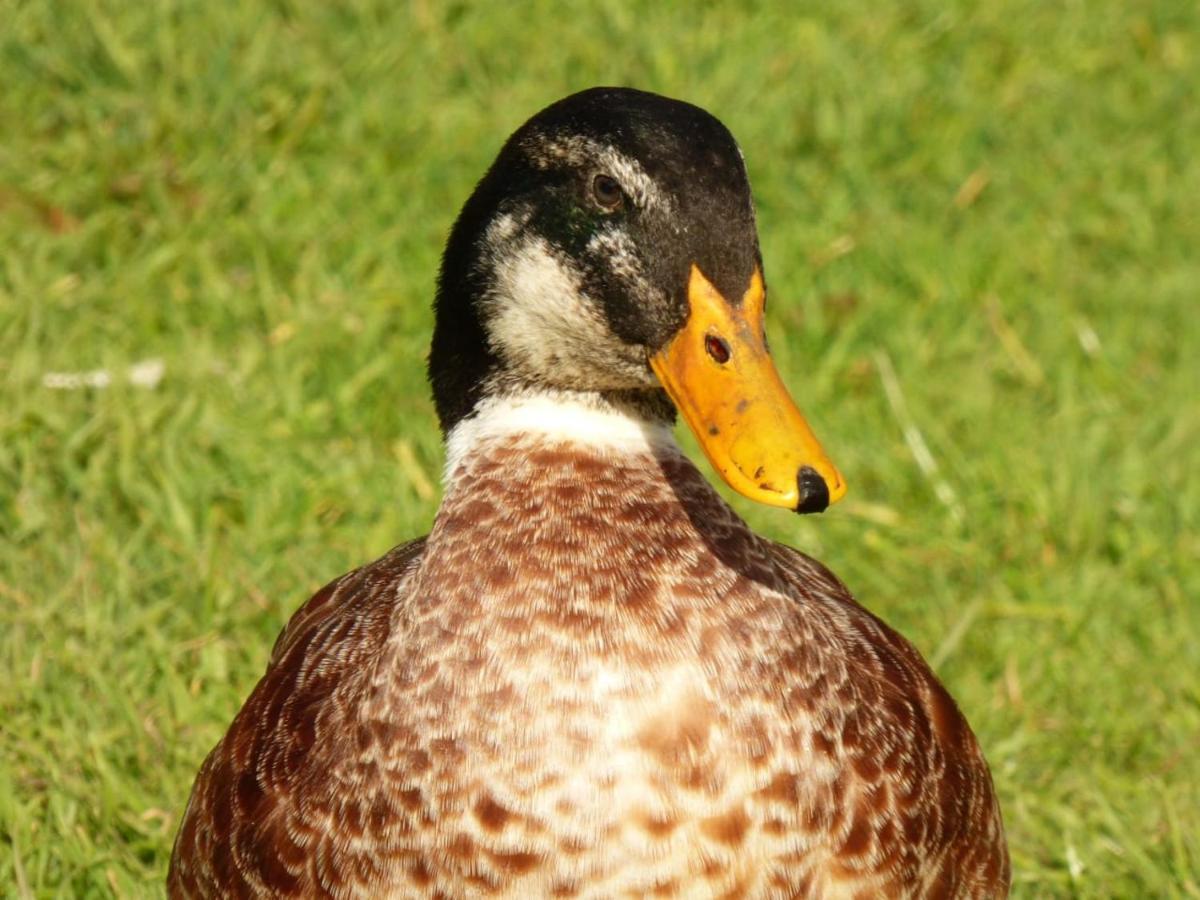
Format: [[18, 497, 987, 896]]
[[484, 235, 622, 383]]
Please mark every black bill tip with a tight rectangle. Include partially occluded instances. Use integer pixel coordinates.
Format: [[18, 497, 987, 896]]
[[795, 466, 831, 515]]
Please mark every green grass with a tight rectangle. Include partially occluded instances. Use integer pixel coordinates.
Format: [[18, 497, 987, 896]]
[[2, 0, 1197, 896]]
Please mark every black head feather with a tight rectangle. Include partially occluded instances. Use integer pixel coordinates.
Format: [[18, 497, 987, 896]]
[[429, 87, 763, 433]]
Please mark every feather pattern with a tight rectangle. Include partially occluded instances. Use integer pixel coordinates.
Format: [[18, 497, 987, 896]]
[[169, 426, 1009, 898]]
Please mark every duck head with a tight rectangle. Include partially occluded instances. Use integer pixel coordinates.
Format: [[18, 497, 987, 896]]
[[429, 87, 845, 513]]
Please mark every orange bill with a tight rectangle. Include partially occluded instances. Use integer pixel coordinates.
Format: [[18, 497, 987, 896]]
[[650, 265, 846, 513]]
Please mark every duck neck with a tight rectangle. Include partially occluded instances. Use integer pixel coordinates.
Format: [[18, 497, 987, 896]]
[[441, 390, 678, 488], [395, 389, 788, 669]]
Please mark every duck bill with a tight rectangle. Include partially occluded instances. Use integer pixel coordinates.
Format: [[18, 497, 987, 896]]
[[650, 265, 846, 513]]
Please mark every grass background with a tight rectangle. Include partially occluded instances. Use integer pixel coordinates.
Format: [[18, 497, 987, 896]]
[[2, 0, 1197, 896]]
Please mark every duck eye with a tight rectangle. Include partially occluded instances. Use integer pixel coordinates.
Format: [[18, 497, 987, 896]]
[[591, 173, 624, 211]]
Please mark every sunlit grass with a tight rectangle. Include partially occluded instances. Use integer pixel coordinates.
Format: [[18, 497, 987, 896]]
[[2, 1, 1197, 896]]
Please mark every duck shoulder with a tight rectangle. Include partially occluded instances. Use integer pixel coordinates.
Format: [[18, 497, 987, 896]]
[[767, 541, 1011, 897], [168, 537, 427, 898], [266, 537, 428, 666]]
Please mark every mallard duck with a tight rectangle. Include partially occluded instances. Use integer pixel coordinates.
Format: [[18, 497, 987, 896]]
[[169, 87, 1009, 898]]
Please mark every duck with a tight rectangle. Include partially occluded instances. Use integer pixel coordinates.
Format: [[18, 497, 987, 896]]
[[169, 86, 1010, 899]]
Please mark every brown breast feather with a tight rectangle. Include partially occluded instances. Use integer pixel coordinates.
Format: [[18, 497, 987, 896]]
[[168, 436, 1009, 898]]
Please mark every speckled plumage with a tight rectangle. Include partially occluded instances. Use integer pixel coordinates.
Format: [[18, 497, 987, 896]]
[[170, 426, 1008, 898]]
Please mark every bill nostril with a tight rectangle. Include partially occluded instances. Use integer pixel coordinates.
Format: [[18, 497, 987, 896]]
[[704, 334, 731, 364], [795, 466, 830, 515]]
